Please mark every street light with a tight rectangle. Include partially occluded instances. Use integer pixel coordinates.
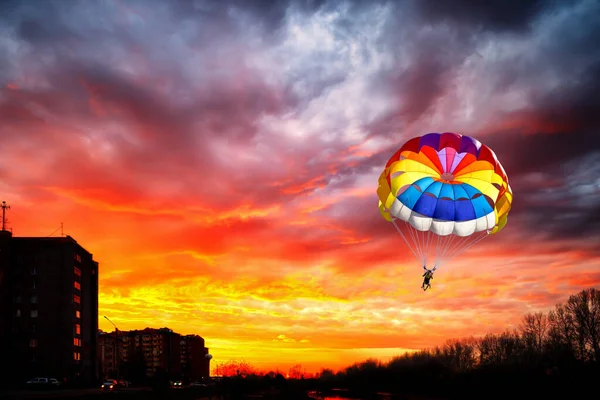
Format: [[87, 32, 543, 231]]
[[104, 316, 119, 380], [205, 354, 212, 379]]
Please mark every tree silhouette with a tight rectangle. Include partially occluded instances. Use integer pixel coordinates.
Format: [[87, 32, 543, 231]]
[[564, 288, 600, 362], [310, 287, 599, 400], [288, 364, 304, 379], [192, 288, 599, 400], [214, 359, 256, 377]]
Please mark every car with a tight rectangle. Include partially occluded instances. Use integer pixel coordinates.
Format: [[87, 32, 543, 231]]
[[171, 380, 184, 388], [118, 380, 131, 388], [26, 377, 61, 389], [48, 378, 61, 389], [100, 380, 120, 390]]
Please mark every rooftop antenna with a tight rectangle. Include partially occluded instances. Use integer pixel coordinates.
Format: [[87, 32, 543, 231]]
[[61, 222, 64, 237], [1, 201, 10, 231]]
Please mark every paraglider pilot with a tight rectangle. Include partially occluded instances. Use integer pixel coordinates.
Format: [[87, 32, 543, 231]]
[[422, 266, 434, 291]]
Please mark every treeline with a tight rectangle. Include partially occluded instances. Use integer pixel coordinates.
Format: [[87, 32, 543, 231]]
[[313, 287, 599, 399], [137, 287, 598, 400]]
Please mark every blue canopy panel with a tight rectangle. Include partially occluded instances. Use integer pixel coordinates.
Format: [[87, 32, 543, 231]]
[[398, 180, 494, 222]]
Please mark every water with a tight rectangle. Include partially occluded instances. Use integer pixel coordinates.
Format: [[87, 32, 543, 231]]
[[321, 397, 392, 400], [309, 392, 393, 400]]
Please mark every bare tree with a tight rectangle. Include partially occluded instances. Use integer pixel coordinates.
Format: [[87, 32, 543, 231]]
[[476, 331, 523, 366], [216, 359, 257, 377], [477, 333, 501, 366], [288, 364, 304, 379], [520, 312, 548, 354], [564, 288, 600, 362], [442, 338, 477, 372], [547, 304, 579, 370]]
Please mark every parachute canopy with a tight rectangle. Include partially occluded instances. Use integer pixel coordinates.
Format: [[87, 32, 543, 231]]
[[377, 132, 512, 268]]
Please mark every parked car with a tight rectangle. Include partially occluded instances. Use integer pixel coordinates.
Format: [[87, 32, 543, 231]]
[[26, 377, 61, 389]]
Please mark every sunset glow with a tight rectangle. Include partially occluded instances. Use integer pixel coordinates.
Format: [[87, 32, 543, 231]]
[[1, 0, 599, 374]]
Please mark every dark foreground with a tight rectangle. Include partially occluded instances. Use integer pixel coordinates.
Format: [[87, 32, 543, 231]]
[[0, 387, 213, 400], [0, 387, 445, 400], [0, 384, 585, 400], [0, 387, 148, 400]]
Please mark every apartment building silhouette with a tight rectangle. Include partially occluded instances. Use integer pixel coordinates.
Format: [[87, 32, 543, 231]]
[[0, 231, 99, 385]]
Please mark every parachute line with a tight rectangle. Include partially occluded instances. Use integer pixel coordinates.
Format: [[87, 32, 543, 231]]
[[391, 219, 491, 271], [407, 223, 423, 261], [440, 231, 489, 266], [391, 218, 420, 261], [425, 230, 433, 266]]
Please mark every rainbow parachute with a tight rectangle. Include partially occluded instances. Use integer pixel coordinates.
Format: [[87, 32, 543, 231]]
[[377, 132, 512, 270]]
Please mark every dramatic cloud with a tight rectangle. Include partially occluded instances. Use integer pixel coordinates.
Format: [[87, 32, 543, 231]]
[[1, 0, 599, 373]]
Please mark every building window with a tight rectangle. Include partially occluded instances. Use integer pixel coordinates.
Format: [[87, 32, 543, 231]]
[[32, 280, 36, 289], [30, 295, 37, 304], [74, 266, 81, 276], [74, 253, 82, 262], [74, 281, 81, 290], [75, 310, 80, 319], [75, 324, 81, 335], [74, 338, 82, 346], [15, 309, 21, 317], [30, 267, 37, 275], [13, 296, 21, 303], [73, 294, 80, 304], [30, 310, 38, 318], [31, 325, 36, 333], [30, 339, 38, 347], [73, 352, 81, 361]]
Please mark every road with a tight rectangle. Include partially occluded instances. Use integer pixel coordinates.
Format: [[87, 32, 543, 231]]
[[0, 387, 227, 400], [0, 387, 158, 399]]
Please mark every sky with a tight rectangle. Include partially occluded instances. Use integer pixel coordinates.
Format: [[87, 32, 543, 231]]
[[1, 0, 600, 374]]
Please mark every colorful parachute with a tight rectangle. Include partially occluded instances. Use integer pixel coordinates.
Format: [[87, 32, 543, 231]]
[[377, 132, 513, 270]]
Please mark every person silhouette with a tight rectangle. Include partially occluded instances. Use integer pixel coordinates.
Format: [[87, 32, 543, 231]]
[[421, 266, 434, 291]]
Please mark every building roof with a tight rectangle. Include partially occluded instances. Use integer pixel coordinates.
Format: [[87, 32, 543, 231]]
[[10, 235, 94, 257]]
